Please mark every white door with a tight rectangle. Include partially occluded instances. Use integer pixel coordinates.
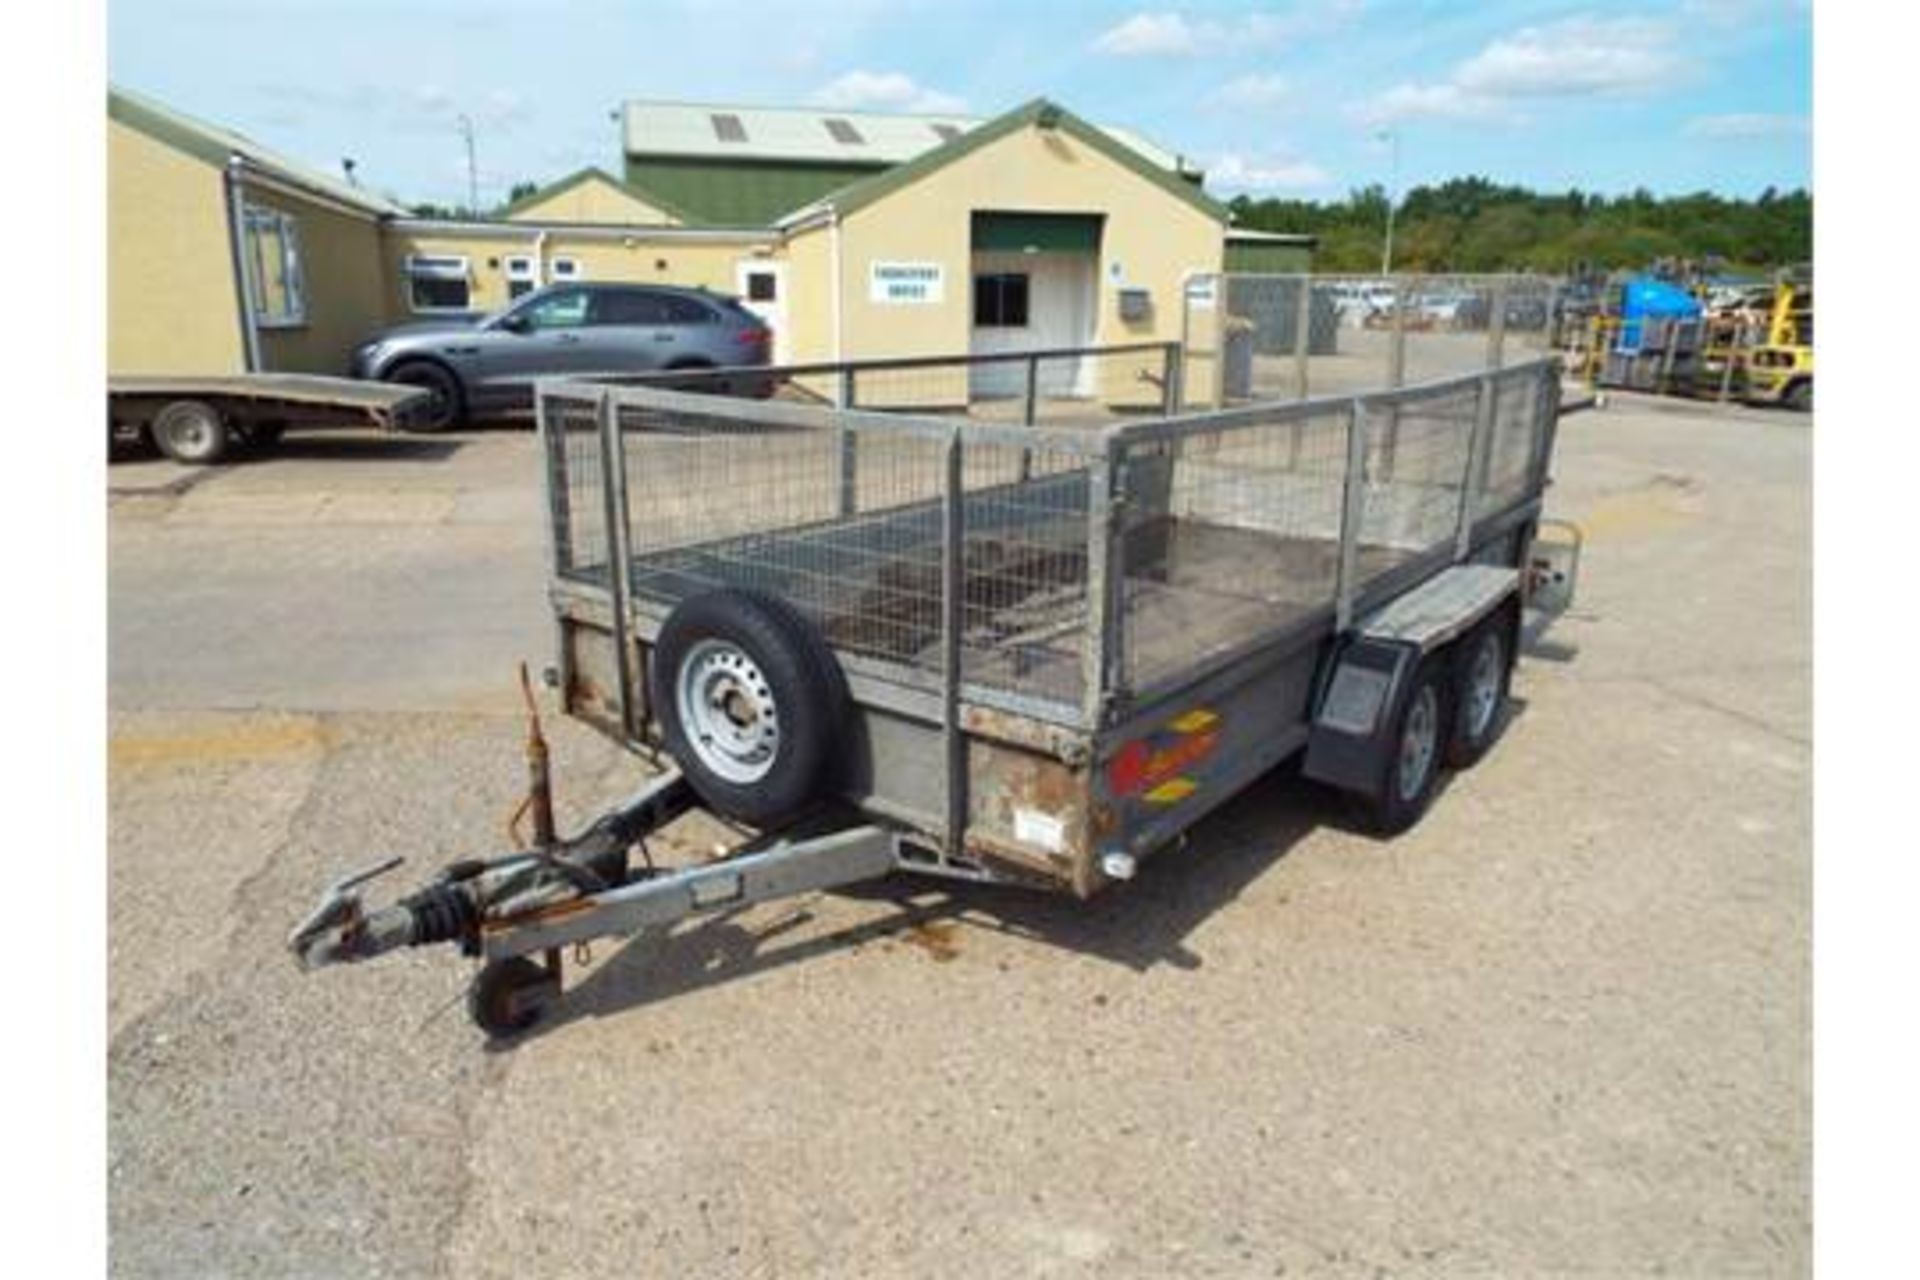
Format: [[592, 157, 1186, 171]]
[[735, 261, 789, 364], [969, 250, 1096, 399]]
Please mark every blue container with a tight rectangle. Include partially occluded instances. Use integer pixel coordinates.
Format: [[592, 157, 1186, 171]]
[[1616, 278, 1701, 352]]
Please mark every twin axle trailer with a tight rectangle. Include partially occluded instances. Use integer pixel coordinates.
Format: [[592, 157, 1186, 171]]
[[291, 343, 1578, 1038]]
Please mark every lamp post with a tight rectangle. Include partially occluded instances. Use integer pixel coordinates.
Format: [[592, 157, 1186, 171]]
[[457, 114, 478, 216], [1377, 128, 1401, 276]]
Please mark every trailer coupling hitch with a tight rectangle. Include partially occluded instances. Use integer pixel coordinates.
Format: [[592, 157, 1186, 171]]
[[287, 855, 411, 970]]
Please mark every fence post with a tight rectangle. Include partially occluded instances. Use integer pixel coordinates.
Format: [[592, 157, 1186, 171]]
[[1083, 441, 1122, 727], [1160, 341, 1182, 416], [1457, 372, 1497, 559], [837, 366, 857, 516], [1486, 275, 1510, 370], [1292, 273, 1313, 400], [1382, 274, 1412, 481], [1335, 399, 1369, 632], [1388, 273, 1410, 389], [1019, 352, 1039, 482], [595, 388, 640, 741], [1212, 272, 1229, 410], [940, 429, 967, 866]]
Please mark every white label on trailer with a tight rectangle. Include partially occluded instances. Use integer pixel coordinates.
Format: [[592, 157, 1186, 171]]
[[870, 261, 944, 304], [1013, 807, 1067, 853]]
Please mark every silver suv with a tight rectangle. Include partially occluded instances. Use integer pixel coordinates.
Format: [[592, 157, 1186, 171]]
[[351, 283, 772, 430]]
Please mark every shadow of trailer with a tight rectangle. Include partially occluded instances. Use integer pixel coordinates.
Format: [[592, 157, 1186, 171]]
[[288, 341, 1581, 1040], [108, 373, 435, 465]]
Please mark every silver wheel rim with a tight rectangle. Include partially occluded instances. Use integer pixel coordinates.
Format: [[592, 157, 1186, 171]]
[[167, 411, 213, 456], [675, 638, 779, 784], [1462, 634, 1504, 742], [1395, 684, 1439, 803]]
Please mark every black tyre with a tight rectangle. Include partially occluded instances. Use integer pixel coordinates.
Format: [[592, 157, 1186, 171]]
[[1784, 379, 1812, 413], [151, 399, 231, 465], [387, 360, 464, 432], [468, 956, 559, 1039], [651, 589, 848, 826], [1445, 611, 1513, 769], [1361, 654, 1452, 837]]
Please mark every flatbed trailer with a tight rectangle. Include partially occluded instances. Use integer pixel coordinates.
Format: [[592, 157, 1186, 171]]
[[290, 342, 1579, 1039], [109, 372, 434, 464]]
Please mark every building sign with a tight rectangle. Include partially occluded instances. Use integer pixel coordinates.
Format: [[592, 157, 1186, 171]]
[[870, 261, 945, 304], [1184, 275, 1217, 310]]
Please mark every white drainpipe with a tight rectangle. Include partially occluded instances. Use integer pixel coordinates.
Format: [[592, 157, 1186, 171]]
[[224, 157, 262, 371]]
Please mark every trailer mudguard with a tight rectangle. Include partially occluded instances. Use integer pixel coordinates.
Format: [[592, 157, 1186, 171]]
[[1301, 637, 1420, 795], [1302, 564, 1521, 795]]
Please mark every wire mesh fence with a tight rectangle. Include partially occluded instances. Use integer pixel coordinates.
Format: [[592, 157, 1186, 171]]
[[540, 352, 1561, 727], [1182, 272, 1565, 407]]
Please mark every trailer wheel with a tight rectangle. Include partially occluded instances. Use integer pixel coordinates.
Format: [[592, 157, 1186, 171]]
[[468, 956, 559, 1039], [151, 399, 231, 465], [1361, 654, 1451, 836], [652, 589, 848, 826], [1445, 612, 1513, 769]]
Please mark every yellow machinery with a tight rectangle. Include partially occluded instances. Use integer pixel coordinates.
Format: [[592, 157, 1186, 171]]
[[1738, 277, 1813, 410]]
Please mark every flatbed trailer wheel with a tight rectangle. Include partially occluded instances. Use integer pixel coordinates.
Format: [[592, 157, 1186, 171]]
[[468, 955, 561, 1039], [1446, 610, 1514, 769], [151, 398, 231, 465], [1361, 653, 1451, 836]]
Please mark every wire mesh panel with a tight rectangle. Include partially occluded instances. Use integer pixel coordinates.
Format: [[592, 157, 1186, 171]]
[[555, 353, 1559, 730], [1351, 380, 1481, 588], [541, 389, 610, 585], [954, 437, 1094, 706], [611, 388, 1100, 713], [1477, 364, 1547, 518], [1114, 402, 1356, 695]]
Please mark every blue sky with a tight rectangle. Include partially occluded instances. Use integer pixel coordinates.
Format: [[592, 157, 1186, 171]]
[[107, 0, 1812, 209]]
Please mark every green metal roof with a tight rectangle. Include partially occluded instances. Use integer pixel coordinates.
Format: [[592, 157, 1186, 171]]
[[778, 98, 1228, 227], [625, 155, 889, 227], [500, 166, 696, 223], [108, 84, 402, 218]]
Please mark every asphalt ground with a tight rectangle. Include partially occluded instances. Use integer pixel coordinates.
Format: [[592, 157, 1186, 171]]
[[108, 393, 1810, 1278]]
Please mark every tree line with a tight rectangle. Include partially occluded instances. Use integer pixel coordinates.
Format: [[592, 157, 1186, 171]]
[[1227, 177, 1812, 276]]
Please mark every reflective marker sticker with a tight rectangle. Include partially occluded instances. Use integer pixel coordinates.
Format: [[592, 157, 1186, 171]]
[[1014, 808, 1067, 853]]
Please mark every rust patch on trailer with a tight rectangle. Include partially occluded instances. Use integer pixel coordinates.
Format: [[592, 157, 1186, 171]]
[[960, 703, 1090, 763]]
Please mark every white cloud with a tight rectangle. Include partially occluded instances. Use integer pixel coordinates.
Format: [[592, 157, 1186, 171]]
[[1208, 152, 1334, 192], [1092, 5, 1360, 58], [1454, 17, 1684, 97], [809, 70, 967, 115], [1685, 111, 1810, 139], [1093, 12, 1203, 56], [1360, 83, 1515, 126], [1211, 73, 1290, 109], [1355, 14, 1693, 124]]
